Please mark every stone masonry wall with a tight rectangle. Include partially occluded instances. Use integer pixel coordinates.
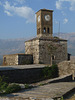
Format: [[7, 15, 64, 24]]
[[58, 61, 75, 76], [39, 39, 67, 64], [3, 54, 33, 66], [0, 67, 73, 84], [18, 54, 33, 65], [36, 9, 53, 37], [25, 39, 39, 64], [0, 68, 44, 84], [25, 38, 67, 64], [3, 55, 18, 66]]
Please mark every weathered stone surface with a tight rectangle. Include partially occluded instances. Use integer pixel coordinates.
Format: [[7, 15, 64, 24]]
[[25, 39, 39, 64], [36, 9, 53, 37], [25, 37, 67, 64], [0, 64, 73, 83], [1, 82, 75, 100], [58, 61, 75, 76], [3, 54, 33, 66]]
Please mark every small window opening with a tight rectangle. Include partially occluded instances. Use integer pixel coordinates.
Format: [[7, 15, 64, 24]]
[[47, 28, 49, 33], [4, 57, 6, 62], [44, 27, 46, 33], [52, 55, 55, 60]]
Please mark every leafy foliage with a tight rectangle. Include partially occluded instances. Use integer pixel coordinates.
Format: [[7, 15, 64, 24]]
[[5, 84, 21, 94], [51, 64, 59, 78], [25, 84, 29, 89], [60, 96, 63, 100], [0, 76, 8, 93], [25, 84, 33, 89], [41, 64, 59, 79], [0, 76, 21, 94]]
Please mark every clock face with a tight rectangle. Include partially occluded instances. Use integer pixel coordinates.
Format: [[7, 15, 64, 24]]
[[38, 15, 40, 22], [45, 15, 50, 21]]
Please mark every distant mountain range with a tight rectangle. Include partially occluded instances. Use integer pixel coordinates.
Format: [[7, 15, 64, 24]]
[[0, 33, 75, 65], [0, 38, 26, 65], [55, 32, 75, 56], [0, 38, 25, 56]]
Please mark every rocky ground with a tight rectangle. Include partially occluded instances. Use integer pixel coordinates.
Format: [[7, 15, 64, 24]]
[[0, 74, 75, 100], [0, 82, 75, 100]]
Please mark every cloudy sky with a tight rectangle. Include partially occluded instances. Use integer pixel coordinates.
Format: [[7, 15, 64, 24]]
[[0, 0, 75, 39]]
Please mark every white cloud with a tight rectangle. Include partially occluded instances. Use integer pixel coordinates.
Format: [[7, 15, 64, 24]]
[[63, 18, 68, 24], [56, 0, 62, 10], [3, 1, 35, 23], [70, 0, 75, 11], [56, 0, 75, 11], [15, 0, 25, 4], [4, 10, 12, 16]]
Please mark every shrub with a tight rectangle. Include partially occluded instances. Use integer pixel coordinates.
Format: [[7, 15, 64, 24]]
[[51, 64, 59, 78], [25, 84, 33, 89], [41, 66, 52, 78], [0, 76, 6, 84], [0, 82, 8, 92], [0, 76, 8, 93], [0, 76, 21, 94], [25, 84, 29, 89], [41, 64, 59, 79], [5, 84, 21, 94], [60, 96, 63, 100]]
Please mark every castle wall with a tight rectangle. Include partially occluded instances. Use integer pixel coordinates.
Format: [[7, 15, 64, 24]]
[[25, 39, 39, 64], [58, 61, 75, 77], [0, 66, 73, 84], [3, 54, 18, 66], [18, 54, 33, 65], [25, 38, 67, 64], [39, 39, 67, 64], [3, 54, 33, 66], [0, 67, 44, 84]]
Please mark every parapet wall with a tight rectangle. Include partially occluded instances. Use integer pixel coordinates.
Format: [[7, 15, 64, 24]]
[[0, 64, 74, 84], [58, 61, 75, 76], [0, 67, 44, 84], [3, 54, 33, 66]]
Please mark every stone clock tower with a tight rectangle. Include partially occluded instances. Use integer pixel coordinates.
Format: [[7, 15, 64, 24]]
[[25, 9, 68, 64], [36, 9, 53, 37]]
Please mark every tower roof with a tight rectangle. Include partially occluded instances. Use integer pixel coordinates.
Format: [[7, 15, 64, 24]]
[[36, 9, 53, 14]]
